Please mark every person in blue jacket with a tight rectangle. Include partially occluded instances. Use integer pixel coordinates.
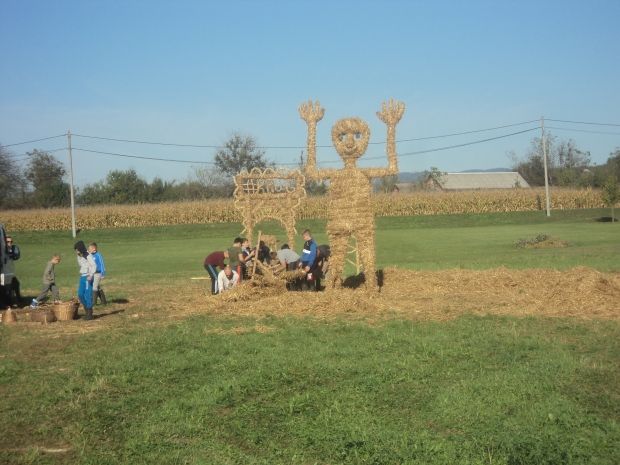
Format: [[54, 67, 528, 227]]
[[88, 242, 107, 305], [300, 229, 318, 291]]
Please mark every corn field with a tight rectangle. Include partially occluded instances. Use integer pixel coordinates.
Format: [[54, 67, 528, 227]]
[[0, 188, 606, 231]]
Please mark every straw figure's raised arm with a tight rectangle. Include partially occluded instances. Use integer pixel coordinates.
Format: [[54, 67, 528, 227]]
[[298, 100, 326, 180], [362, 99, 406, 178]]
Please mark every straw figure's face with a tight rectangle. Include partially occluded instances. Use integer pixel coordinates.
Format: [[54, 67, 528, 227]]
[[331, 118, 370, 165]]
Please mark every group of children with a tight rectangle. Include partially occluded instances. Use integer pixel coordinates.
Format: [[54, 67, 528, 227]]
[[30, 241, 107, 321], [203, 230, 331, 295]]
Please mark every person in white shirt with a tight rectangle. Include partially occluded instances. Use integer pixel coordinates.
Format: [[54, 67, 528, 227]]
[[217, 266, 239, 293]]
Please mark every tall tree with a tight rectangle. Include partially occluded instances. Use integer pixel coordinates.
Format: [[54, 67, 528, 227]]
[[0, 144, 24, 209], [213, 132, 271, 179], [25, 149, 70, 208]]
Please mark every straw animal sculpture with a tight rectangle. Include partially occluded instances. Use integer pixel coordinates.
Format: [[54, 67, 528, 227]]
[[299, 99, 405, 292], [233, 167, 306, 250]]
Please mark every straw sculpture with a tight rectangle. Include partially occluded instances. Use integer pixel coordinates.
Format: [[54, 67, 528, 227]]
[[299, 99, 405, 292], [233, 167, 306, 250]]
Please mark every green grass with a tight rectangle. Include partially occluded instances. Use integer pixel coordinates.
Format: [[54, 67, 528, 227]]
[[7, 208, 620, 294], [1, 315, 619, 464], [1, 208, 619, 463]]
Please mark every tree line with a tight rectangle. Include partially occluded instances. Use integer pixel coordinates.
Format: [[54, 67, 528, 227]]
[[507, 133, 620, 189], [2, 132, 619, 210], [0, 132, 327, 210]]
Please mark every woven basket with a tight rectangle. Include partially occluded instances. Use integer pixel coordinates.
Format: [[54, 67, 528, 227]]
[[31, 308, 57, 323], [53, 302, 79, 321], [2, 308, 18, 324]]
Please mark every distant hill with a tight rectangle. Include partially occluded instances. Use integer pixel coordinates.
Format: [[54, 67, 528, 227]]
[[398, 168, 511, 184]]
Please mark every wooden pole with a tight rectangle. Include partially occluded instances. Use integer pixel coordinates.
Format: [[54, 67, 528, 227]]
[[67, 131, 77, 237], [252, 230, 262, 276], [541, 117, 551, 217]]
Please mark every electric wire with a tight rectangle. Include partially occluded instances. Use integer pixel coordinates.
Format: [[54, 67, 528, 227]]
[[72, 127, 538, 166], [72, 148, 216, 164], [546, 119, 620, 127], [366, 127, 539, 160], [71, 119, 540, 149], [545, 126, 620, 136], [2, 135, 66, 147]]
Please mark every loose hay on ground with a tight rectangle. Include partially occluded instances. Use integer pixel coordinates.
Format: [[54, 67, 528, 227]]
[[5, 267, 619, 337]]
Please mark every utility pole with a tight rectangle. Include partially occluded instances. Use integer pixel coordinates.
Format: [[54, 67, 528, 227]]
[[541, 117, 551, 217], [67, 131, 77, 237]]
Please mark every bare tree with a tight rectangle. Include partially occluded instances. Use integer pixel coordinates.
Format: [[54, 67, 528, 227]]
[[0, 144, 23, 209], [187, 165, 230, 199]]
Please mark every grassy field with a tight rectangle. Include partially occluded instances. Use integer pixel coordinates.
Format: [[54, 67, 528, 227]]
[[1, 208, 619, 464]]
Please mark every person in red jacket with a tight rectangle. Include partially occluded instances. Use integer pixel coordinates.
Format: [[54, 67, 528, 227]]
[[204, 250, 229, 295]]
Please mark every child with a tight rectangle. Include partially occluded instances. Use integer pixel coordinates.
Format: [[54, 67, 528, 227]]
[[88, 242, 107, 305], [74, 241, 96, 320], [30, 254, 61, 307]]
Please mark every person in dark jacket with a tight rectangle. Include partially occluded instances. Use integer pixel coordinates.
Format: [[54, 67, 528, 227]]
[[300, 230, 318, 291]]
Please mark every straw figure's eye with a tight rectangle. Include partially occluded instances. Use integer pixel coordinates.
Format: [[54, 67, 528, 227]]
[[340, 133, 346, 142], [354, 133, 362, 140]]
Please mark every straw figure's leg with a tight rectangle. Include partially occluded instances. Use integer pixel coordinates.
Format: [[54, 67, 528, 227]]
[[285, 223, 297, 252], [356, 228, 378, 292], [326, 231, 350, 289]]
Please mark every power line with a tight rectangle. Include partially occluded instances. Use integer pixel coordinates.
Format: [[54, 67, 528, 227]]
[[545, 126, 620, 136], [71, 119, 540, 149], [73, 127, 538, 166], [381, 127, 539, 159], [73, 147, 216, 164], [2, 135, 66, 147], [377, 119, 540, 144], [546, 119, 620, 127]]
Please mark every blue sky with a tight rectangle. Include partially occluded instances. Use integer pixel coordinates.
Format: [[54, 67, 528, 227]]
[[1, 0, 619, 186]]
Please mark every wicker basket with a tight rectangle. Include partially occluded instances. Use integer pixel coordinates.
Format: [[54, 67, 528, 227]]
[[2, 308, 18, 324], [31, 308, 57, 323], [53, 302, 79, 321]]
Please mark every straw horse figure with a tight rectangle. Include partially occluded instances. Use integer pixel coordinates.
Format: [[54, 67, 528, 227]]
[[299, 99, 405, 292], [233, 167, 306, 251]]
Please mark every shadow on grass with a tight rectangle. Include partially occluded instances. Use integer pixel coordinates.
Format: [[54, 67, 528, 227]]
[[596, 217, 618, 223], [342, 269, 385, 290], [109, 298, 130, 304], [93, 308, 125, 319]]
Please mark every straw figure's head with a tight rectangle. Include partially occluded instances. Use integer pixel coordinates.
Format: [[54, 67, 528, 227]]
[[331, 117, 370, 168]]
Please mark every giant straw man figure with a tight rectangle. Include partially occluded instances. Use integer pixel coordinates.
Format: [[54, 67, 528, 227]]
[[299, 99, 405, 292]]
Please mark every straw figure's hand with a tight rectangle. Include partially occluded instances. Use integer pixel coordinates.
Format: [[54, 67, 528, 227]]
[[376, 98, 405, 127], [298, 100, 325, 125]]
